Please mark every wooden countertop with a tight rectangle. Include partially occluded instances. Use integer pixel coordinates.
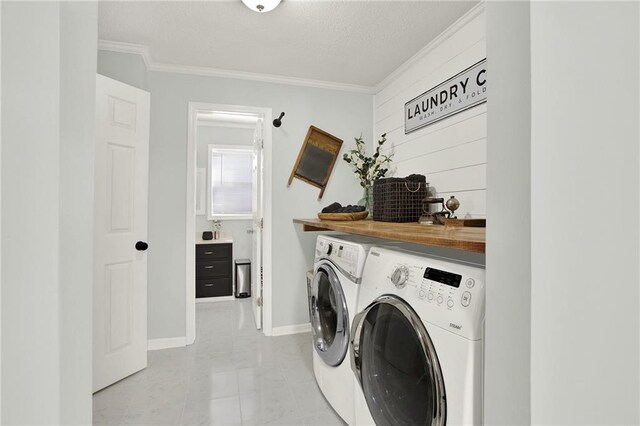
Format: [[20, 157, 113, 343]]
[[293, 218, 485, 253]]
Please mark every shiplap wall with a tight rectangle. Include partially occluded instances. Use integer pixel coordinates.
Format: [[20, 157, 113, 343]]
[[374, 5, 486, 218]]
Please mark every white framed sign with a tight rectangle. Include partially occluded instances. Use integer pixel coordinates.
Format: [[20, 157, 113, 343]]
[[405, 58, 487, 134]]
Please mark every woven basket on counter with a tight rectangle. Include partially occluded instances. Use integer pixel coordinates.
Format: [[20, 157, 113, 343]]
[[373, 175, 427, 222]]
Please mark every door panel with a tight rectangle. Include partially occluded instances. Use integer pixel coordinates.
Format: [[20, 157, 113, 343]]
[[107, 144, 134, 231], [93, 75, 150, 393], [105, 262, 133, 352]]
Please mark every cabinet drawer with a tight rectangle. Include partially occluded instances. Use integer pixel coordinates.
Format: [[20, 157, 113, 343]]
[[196, 243, 231, 260], [196, 259, 230, 279], [196, 278, 231, 298]]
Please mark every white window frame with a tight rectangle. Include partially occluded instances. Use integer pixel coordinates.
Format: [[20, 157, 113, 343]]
[[207, 144, 254, 221]]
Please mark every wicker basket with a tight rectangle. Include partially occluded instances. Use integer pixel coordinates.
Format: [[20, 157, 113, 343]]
[[373, 176, 427, 222]]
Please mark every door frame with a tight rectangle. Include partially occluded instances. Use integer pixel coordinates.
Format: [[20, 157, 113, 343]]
[[186, 102, 273, 344]]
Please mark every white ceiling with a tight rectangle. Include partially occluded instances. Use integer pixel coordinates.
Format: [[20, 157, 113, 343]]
[[99, 0, 478, 88]]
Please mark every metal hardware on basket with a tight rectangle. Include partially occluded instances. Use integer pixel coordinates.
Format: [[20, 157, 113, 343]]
[[204, 266, 214, 269], [404, 182, 422, 192]]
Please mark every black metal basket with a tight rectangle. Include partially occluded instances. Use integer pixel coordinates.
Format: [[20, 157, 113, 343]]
[[373, 176, 428, 222]]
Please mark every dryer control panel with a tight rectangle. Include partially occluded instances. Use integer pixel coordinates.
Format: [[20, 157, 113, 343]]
[[361, 247, 485, 340]]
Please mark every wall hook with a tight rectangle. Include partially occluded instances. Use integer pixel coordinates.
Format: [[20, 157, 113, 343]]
[[273, 112, 285, 127]]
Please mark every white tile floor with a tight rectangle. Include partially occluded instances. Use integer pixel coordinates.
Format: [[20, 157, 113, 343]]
[[93, 300, 345, 426]]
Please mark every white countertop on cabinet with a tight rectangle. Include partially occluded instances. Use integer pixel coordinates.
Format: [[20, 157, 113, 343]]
[[196, 232, 233, 245]]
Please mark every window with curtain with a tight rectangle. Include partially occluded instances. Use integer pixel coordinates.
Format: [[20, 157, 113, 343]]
[[208, 145, 254, 219]]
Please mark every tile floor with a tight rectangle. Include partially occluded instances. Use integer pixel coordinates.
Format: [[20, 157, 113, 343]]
[[93, 300, 345, 425]]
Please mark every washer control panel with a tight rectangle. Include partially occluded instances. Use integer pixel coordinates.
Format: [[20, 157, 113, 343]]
[[316, 236, 369, 279]]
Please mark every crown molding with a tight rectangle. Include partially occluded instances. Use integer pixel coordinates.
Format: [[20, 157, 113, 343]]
[[97, 40, 153, 69], [97, 39, 375, 94], [148, 61, 375, 93], [374, 1, 485, 93]]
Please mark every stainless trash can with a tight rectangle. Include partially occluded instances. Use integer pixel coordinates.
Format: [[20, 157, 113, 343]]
[[235, 259, 251, 298]]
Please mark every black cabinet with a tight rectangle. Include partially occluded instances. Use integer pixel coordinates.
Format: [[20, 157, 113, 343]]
[[196, 243, 232, 298]]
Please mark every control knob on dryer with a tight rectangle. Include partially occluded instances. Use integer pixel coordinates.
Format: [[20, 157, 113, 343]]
[[390, 266, 409, 289], [323, 243, 333, 256]]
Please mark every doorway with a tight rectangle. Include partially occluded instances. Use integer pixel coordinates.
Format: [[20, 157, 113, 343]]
[[186, 103, 273, 344]]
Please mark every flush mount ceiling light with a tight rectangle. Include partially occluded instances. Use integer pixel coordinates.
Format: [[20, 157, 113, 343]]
[[242, 0, 281, 13]]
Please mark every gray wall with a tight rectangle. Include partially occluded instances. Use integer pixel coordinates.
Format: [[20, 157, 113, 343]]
[[196, 125, 254, 263], [529, 2, 639, 424], [147, 71, 372, 336], [59, 2, 97, 423], [485, 2, 531, 424], [2, 2, 96, 424], [485, 2, 640, 424], [98, 52, 372, 337]]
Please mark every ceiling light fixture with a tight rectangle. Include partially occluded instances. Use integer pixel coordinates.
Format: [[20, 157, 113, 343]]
[[241, 0, 281, 13]]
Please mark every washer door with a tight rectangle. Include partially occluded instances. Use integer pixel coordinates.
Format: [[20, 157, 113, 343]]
[[311, 263, 350, 366], [351, 295, 446, 426]]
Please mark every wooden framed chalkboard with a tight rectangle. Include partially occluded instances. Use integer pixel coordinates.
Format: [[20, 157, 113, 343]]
[[287, 126, 343, 199]]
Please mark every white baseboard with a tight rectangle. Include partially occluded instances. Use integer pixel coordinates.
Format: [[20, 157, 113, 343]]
[[147, 336, 186, 351], [196, 296, 236, 303], [270, 323, 311, 336]]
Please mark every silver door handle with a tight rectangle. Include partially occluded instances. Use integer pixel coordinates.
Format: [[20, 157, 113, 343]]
[[204, 251, 213, 255], [204, 266, 214, 269], [204, 283, 214, 287]]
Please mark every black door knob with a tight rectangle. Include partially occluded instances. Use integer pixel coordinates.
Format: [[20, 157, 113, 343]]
[[135, 241, 149, 251]]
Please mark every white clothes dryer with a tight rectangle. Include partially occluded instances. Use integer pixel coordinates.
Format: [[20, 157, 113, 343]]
[[350, 245, 485, 426], [311, 234, 386, 425]]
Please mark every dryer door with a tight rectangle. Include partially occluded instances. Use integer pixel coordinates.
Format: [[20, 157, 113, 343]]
[[351, 295, 446, 426], [311, 262, 350, 366]]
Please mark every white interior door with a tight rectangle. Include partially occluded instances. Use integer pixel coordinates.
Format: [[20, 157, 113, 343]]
[[93, 75, 150, 392], [251, 119, 263, 329]]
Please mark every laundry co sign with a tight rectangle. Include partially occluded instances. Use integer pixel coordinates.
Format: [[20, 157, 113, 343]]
[[405, 58, 487, 134]]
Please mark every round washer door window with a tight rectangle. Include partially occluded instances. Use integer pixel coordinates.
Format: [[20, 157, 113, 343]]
[[357, 297, 446, 426], [311, 264, 349, 366]]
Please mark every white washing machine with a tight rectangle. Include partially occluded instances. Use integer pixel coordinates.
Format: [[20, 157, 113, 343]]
[[311, 234, 385, 425], [350, 245, 485, 426]]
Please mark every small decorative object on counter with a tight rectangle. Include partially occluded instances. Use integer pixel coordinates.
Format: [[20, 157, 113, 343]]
[[419, 195, 462, 225], [443, 218, 486, 227], [343, 133, 393, 217], [373, 174, 427, 222], [202, 231, 213, 240], [212, 220, 222, 240], [419, 196, 450, 225], [445, 195, 460, 219]]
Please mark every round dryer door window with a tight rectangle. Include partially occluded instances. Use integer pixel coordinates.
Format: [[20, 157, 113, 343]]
[[311, 264, 349, 366], [352, 296, 446, 426]]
